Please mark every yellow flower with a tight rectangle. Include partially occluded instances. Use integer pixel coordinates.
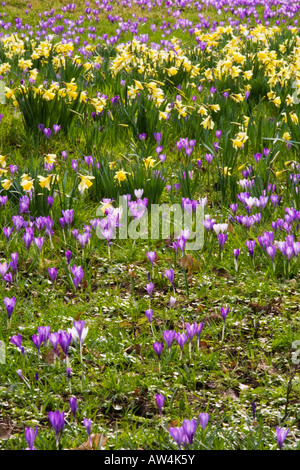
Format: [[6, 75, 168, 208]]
[[272, 97, 281, 107], [143, 157, 156, 169], [0, 155, 7, 168], [1, 178, 12, 190], [275, 170, 287, 177], [289, 112, 299, 125], [201, 116, 214, 130], [21, 178, 34, 192], [282, 132, 291, 141], [43, 89, 56, 101], [44, 154, 57, 165], [221, 166, 231, 175], [114, 169, 128, 184], [109, 161, 117, 170], [38, 174, 58, 190], [78, 174, 95, 193]]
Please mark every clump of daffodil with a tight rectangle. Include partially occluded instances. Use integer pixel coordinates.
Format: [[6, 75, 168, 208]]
[[78, 174, 95, 194], [114, 169, 128, 184]]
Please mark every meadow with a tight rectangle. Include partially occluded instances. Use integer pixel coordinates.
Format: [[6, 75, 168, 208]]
[[0, 0, 300, 450]]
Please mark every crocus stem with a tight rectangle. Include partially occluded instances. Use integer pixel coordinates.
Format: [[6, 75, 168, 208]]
[[221, 322, 225, 343]]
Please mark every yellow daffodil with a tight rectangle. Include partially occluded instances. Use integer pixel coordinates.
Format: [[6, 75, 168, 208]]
[[114, 169, 128, 184], [144, 157, 156, 169], [38, 174, 58, 190], [109, 161, 117, 170], [0, 155, 7, 168], [275, 170, 287, 177], [78, 174, 95, 193], [44, 154, 57, 165], [282, 132, 291, 141], [21, 178, 34, 192], [1, 178, 12, 190]]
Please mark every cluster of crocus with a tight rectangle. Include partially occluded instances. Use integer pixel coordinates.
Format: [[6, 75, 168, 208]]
[[169, 414, 209, 449]]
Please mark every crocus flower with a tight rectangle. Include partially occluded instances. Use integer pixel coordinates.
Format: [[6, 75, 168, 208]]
[[69, 397, 77, 422], [182, 419, 197, 445], [145, 282, 154, 297], [156, 393, 165, 422], [153, 341, 164, 359], [169, 426, 184, 449], [65, 250, 72, 265], [3, 226, 13, 242], [163, 330, 176, 352], [48, 267, 57, 286], [145, 309, 153, 323], [32, 334, 43, 354], [4, 296, 16, 319], [276, 426, 289, 450], [25, 426, 38, 450], [220, 307, 229, 322], [48, 411, 65, 448], [165, 269, 175, 292], [198, 413, 209, 431], [37, 326, 51, 346], [10, 333, 25, 356], [176, 332, 188, 358], [83, 418, 92, 448]]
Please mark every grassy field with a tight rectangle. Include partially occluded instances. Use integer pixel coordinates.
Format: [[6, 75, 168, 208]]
[[0, 0, 300, 450]]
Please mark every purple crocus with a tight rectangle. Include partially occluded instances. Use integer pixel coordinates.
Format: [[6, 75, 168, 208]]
[[169, 426, 184, 449], [25, 426, 38, 450], [245, 240, 256, 258], [83, 418, 92, 448], [3, 226, 13, 242], [4, 296, 16, 319], [164, 269, 175, 292], [32, 334, 43, 354], [10, 333, 25, 356], [48, 267, 57, 286], [182, 419, 197, 445], [276, 426, 289, 450], [198, 413, 209, 431], [65, 251, 72, 265], [43, 127, 52, 139], [218, 233, 227, 251], [176, 332, 188, 358], [145, 309, 153, 323], [48, 411, 65, 448], [69, 397, 77, 422], [153, 341, 164, 359], [163, 330, 176, 352], [220, 307, 229, 322], [62, 209, 74, 226], [37, 326, 51, 346], [156, 393, 165, 422]]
